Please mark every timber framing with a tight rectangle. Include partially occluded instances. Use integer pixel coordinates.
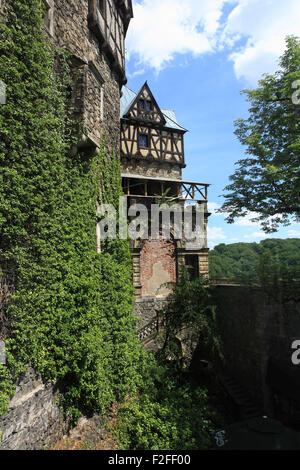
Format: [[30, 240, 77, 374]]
[[124, 82, 167, 125], [122, 174, 210, 202], [121, 122, 186, 167]]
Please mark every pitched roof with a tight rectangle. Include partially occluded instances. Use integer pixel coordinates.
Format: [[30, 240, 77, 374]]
[[120, 85, 187, 132]]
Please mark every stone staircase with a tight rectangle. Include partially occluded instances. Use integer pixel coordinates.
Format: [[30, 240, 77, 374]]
[[219, 373, 262, 420], [137, 317, 159, 343]]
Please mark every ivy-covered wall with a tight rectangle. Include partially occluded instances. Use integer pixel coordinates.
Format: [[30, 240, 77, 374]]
[[0, 0, 146, 422]]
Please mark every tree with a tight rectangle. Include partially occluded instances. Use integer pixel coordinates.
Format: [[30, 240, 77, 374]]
[[219, 36, 300, 233]]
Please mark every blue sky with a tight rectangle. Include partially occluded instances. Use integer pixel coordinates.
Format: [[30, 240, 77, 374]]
[[124, 0, 300, 248]]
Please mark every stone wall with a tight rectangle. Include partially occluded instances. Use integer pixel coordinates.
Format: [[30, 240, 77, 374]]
[[121, 160, 182, 180], [134, 297, 170, 352], [213, 285, 300, 413], [49, 0, 123, 151], [134, 297, 170, 330], [0, 368, 69, 450]]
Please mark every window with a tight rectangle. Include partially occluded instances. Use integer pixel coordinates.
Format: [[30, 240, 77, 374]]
[[185, 255, 199, 280], [100, 85, 104, 122], [138, 99, 152, 111], [99, 0, 106, 15], [139, 134, 149, 148], [138, 99, 145, 110]]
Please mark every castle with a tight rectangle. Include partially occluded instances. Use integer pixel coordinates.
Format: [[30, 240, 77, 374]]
[[0, 0, 210, 324], [120, 83, 210, 302], [43, 0, 210, 317]]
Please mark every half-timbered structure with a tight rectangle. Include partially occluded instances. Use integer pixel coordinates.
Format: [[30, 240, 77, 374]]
[[120, 82, 210, 306]]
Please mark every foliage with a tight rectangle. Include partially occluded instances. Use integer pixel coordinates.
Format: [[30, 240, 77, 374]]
[[209, 239, 300, 302], [113, 363, 218, 450], [219, 36, 300, 233], [0, 1, 224, 451], [159, 269, 222, 364], [241, 252, 300, 302], [0, 0, 145, 419], [113, 271, 223, 450], [209, 238, 300, 280], [0, 365, 14, 416]]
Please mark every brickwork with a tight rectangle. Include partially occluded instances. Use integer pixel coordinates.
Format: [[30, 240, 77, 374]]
[[140, 237, 177, 299]]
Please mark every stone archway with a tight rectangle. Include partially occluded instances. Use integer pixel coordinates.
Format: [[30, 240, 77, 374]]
[[140, 237, 176, 299]]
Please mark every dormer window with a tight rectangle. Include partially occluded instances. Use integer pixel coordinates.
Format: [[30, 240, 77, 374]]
[[138, 99, 153, 112], [138, 99, 145, 110]]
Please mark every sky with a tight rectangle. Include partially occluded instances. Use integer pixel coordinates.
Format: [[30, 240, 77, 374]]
[[124, 0, 300, 248]]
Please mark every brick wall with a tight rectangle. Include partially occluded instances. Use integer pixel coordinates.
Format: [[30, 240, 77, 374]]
[[140, 237, 176, 299]]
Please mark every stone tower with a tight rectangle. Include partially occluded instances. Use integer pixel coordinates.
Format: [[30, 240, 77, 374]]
[[43, 0, 133, 151], [120, 82, 210, 327]]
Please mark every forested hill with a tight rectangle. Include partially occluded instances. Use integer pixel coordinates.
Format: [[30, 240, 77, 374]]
[[209, 238, 300, 280]]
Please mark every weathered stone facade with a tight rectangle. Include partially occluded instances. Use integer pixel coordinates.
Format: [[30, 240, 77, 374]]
[[121, 160, 182, 180], [46, 0, 133, 151], [140, 237, 177, 299], [0, 368, 69, 450]]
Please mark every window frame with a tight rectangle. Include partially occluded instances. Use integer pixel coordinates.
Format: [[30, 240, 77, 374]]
[[139, 132, 150, 149], [146, 100, 152, 111]]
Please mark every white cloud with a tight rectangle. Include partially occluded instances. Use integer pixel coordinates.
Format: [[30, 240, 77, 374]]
[[127, 0, 300, 84], [224, 0, 300, 84], [288, 229, 300, 237], [252, 231, 268, 238], [208, 226, 227, 240], [234, 211, 261, 227], [126, 0, 227, 71], [207, 202, 223, 215]]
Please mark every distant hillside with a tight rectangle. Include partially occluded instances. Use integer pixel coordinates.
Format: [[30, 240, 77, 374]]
[[209, 239, 300, 280]]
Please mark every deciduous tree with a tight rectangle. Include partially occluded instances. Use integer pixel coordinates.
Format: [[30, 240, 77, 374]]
[[219, 36, 300, 233]]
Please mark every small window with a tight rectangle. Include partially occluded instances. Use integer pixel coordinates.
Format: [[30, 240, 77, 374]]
[[138, 99, 145, 110], [100, 86, 104, 122], [99, 0, 106, 15], [146, 101, 152, 111], [139, 134, 149, 148]]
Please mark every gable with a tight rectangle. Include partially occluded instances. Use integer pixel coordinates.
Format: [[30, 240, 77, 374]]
[[124, 82, 166, 125]]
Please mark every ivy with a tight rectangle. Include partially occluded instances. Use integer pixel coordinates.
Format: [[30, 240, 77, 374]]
[[0, 2, 222, 450], [0, 0, 146, 419]]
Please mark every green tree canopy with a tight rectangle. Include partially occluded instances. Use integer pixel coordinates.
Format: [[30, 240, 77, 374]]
[[219, 36, 300, 233], [209, 238, 300, 280]]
